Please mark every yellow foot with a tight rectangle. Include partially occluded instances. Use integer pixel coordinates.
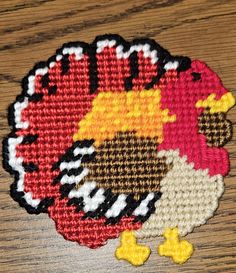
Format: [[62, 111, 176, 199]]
[[115, 230, 151, 266], [158, 227, 194, 264]]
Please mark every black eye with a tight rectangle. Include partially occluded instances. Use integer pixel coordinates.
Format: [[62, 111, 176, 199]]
[[191, 72, 201, 81]]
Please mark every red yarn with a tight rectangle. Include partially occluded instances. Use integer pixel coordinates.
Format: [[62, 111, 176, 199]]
[[6, 36, 233, 248], [16, 54, 95, 199], [158, 60, 230, 176], [49, 198, 141, 248]]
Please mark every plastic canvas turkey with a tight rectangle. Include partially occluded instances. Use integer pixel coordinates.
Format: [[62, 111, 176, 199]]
[[3, 34, 235, 266]]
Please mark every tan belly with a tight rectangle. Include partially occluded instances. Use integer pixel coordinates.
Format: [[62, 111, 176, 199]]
[[135, 149, 224, 238]]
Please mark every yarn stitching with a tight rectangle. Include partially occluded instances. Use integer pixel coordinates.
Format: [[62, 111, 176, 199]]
[[2, 34, 235, 262]]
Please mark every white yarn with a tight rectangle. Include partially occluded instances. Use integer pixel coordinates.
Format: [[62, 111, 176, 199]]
[[60, 168, 89, 185], [105, 194, 127, 218], [164, 61, 179, 70], [133, 193, 155, 216], [8, 136, 41, 207], [73, 146, 95, 157], [68, 182, 105, 212], [62, 47, 83, 60], [95, 38, 162, 64]]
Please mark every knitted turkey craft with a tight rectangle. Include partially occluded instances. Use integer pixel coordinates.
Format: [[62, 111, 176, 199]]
[[4, 34, 235, 266]]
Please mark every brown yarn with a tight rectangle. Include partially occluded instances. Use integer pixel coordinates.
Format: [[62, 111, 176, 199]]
[[198, 109, 232, 147], [79, 131, 172, 200]]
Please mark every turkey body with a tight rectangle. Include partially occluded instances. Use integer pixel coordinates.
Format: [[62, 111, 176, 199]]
[[55, 130, 224, 237]]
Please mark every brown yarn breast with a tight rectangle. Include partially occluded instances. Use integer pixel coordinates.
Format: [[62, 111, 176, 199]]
[[79, 131, 172, 200]]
